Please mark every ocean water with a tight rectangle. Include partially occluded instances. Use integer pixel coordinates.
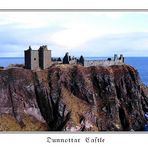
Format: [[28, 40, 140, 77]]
[[125, 57, 148, 86], [0, 57, 24, 67], [0, 57, 148, 86]]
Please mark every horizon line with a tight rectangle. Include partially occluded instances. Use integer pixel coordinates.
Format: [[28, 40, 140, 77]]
[[0, 56, 148, 58]]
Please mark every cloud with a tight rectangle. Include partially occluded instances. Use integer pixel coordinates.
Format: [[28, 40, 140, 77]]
[[0, 12, 148, 57], [78, 32, 148, 57], [0, 22, 64, 56]]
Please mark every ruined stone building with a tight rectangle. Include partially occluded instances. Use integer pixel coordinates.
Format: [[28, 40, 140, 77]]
[[24, 45, 124, 70], [62, 53, 124, 67], [84, 54, 124, 67], [24, 45, 51, 70]]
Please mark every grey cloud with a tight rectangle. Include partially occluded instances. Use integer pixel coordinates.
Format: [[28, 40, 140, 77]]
[[0, 23, 65, 56], [1, 21, 148, 57], [80, 32, 148, 57]]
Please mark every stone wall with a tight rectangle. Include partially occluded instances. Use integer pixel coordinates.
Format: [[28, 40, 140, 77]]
[[84, 59, 123, 67], [30, 50, 39, 70], [43, 49, 51, 69], [69, 59, 77, 65], [24, 50, 31, 69]]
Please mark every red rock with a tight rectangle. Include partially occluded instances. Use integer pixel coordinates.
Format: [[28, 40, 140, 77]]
[[0, 64, 147, 131]]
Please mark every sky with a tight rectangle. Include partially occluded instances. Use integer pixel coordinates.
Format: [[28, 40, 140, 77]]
[[0, 12, 148, 57]]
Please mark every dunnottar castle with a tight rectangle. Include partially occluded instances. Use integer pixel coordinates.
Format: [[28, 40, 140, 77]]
[[24, 45, 124, 70]]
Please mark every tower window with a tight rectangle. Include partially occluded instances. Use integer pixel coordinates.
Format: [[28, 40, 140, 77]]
[[34, 58, 36, 60]]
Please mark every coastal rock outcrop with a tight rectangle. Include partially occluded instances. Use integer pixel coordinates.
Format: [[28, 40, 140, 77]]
[[0, 68, 47, 130], [0, 64, 147, 131]]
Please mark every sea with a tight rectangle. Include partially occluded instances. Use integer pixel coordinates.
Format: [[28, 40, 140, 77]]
[[0, 57, 148, 86]]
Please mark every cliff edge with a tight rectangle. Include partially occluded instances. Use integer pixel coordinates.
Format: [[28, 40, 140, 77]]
[[0, 64, 148, 131]]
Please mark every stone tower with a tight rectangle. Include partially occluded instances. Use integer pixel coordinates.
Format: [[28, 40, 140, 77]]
[[24, 46, 39, 70], [119, 54, 124, 63], [39, 45, 51, 69], [114, 54, 118, 61], [24, 45, 51, 70]]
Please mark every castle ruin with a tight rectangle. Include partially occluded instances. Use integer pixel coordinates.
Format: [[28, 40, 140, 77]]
[[24, 45, 124, 70], [62, 52, 124, 67], [84, 54, 124, 67], [24, 45, 51, 70]]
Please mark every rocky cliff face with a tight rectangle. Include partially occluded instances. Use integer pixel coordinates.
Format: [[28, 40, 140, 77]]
[[0, 64, 147, 131]]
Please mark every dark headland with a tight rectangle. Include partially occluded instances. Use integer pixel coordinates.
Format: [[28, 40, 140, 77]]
[[0, 45, 147, 131], [0, 64, 148, 131]]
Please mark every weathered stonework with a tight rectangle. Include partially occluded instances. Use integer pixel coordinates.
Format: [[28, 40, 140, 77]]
[[84, 54, 124, 67], [39, 46, 51, 69], [25, 45, 124, 70], [24, 45, 51, 70]]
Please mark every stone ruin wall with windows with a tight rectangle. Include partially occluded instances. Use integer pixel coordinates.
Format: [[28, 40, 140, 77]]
[[25, 45, 124, 70], [84, 56, 124, 67]]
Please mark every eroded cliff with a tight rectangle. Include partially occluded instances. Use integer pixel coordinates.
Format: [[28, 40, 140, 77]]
[[0, 64, 147, 131]]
